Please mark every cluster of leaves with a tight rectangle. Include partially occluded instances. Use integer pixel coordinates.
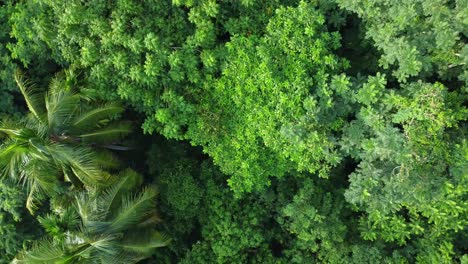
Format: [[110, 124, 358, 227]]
[[0, 2, 18, 115], [147, 145, 417, 263], [188, 2, 351, 194], [336, 0, 468, 83], [341, 75, 468, 262]]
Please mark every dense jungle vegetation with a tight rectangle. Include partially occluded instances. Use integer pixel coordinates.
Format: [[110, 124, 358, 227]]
[[0, 0, 467, 263]]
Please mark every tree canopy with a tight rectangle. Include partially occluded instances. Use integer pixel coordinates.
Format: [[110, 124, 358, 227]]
[[0, 0, 466, 263]]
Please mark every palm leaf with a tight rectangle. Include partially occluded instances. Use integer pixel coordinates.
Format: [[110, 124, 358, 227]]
[[38, 214, 64, 238], [135, 214, 161, 228], [107, 187, 158, 233], [47, 71, 68, 96], [22, 159, 60, 193], [79, 122, 132, 143], [46, 89, 80, 134], [88, 235, 119, 256], [98, 251, 145, 264], [69, 166, 104, 188], [23, 161, 60, 214], [0, 128, 22, 137], [75, 192, 92, 225], [97, 170, 142, 219], [120, 231, 170, 254], [0, 119, 23, 137], [63, 166, 84, 188], [14, 70, 46, 122], [50, 144, 105, 187], [0, 119, 22, 137], [12, 239, 67, 264], [93, 150, 120, 170], [0, 142, 28, 179], [72, 104, 125, 132], [26, 181, 44, 214]]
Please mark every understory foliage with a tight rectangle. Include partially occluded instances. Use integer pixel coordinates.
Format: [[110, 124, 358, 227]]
[[0, 0, 466, 263], [0, 2, 17, 115], [0, 180, 40, 263]]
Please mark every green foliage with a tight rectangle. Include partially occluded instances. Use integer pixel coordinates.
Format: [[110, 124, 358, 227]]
[[0, 71, 130, 213], [342, 75, 467, 261], [280, 179, 347, 262], [336, 0, 468, 83], [184, 2, 350, 195], [0, 179, 39, 263], [0, 2, 18, 115], [149, 150, 416, 263], [1, 0, 467, 263], [7, 0, 354, 195], [13, 169, 169, 264]]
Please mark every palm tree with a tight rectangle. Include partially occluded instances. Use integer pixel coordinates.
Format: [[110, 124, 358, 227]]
[[0, 70, 131, 213], [13, 169, 170, 263]]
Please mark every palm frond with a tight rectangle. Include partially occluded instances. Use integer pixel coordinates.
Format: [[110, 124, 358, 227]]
[[25, 116, 49, 138], [107, 187, 158, 233], [46, 90, 80, 134], [70, 167, 105, 188], [24, 164, 59, 214], [88, 235, 119, 256], [0, 118, 22, 134], [50, 144, 105, 187], [28, 137, 52, 158], [39, 207, 80, 240], [22, 159, 60, 195], [0, 119, 23, 137], [75, 191, 92, 225], [13, 238, 66, 264], [136, 213, 161, 228], [26, 181, 44, 214], [97, 170, 142, 219], [72, 104, 125, 132], [5, 153, 59, 214], [79, 121, 132, 143], [0, 142, 28, 179], [63, 166, 84, 188], [14, 70, 46, 122], [98, 251, 145, 264], [38, 214, 64, 238], [0, 127, 22, 137], [120, 231, 170, 254], [47, 71, 67, 96], [0, 130, 51, 181], [51, 192, 79, 215], [93, 150, 120, 170], [83, 220, 112, 236]]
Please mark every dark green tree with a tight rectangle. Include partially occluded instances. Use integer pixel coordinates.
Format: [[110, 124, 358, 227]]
[[335, 0, 467, 83], [341, 74, 467, 262]]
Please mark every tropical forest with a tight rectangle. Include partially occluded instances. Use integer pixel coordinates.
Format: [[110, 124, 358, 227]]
[[0, 0, 467, 263]]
